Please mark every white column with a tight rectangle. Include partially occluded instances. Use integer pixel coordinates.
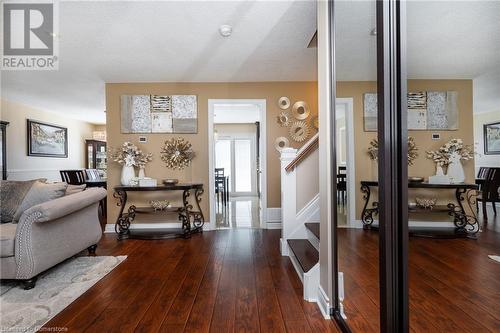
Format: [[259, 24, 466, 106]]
[[280, 147, 297, 256]]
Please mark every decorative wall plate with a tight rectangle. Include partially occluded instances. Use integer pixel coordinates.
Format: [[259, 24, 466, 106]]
[[292, 101, 310, 120], [311, 116, 319, 130], [274, 137, 290, 152], [277, 111, 291, 127], [160, 137, 195, 170], [289, 121, 311, 142], [279, 96, 291, 110]]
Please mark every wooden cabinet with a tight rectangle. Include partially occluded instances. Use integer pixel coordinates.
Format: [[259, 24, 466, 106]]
[[85, 140, 107, 177]]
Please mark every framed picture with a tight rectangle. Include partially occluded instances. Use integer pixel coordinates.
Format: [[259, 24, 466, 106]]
[[27, 119, 68, 158], [484, 121, 500, 155]]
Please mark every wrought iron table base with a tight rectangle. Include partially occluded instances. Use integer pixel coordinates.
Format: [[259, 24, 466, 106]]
[[113, 185, 205, 240], [360, 181, 479, 238]]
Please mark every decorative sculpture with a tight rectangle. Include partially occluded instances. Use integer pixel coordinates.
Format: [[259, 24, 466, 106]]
[[160, 137, 195, 170], [289, 120, 311, 142]]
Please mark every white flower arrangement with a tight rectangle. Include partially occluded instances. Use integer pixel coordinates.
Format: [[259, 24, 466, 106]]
[[110, 142, 153, 167], [426, 138, 473, 167]]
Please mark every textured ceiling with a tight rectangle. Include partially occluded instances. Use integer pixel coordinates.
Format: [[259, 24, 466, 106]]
[[2, 1, 499, 124], [335, 0, 500, 114], [1, 1, 317, 124]]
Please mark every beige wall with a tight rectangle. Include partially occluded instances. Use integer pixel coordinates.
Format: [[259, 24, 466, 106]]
[[337, 80, 475, 219], [1, 99, 95, 181], [474, 110, 500, 171], [105, 82, 318, 225]]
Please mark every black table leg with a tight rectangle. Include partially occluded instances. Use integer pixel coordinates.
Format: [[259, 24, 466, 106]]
[[360, 184, 378, 229], [448, 188, 479, 236]]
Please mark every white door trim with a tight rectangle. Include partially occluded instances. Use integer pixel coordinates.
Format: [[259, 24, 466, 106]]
[[208, 99, 267, 229], [336, 98, 355, 226]]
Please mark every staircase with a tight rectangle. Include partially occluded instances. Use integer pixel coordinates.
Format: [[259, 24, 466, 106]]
[[280, 134, 321, 303]]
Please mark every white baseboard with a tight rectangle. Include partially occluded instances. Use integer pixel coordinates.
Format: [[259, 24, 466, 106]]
[[280, 238, 288, 256], [296, 194, 320, 223], [267, 222, 282, 229], [267, 207, 282, 229], [104, 222, 212, 234], [317, 285, 331, 319]]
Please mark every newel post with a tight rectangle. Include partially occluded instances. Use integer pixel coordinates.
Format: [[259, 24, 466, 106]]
[[280, 147, 298, 256]]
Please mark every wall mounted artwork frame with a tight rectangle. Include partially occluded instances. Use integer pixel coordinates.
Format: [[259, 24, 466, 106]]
[[121, 95, 198, 134], [363, 91, 458, 132], [484, 121, 500, 155], [27, 119, 68, 158]]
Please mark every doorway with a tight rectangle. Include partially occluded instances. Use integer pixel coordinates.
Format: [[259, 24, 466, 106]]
[[335, 98, 355, 228], [208, 99, 267, 229]]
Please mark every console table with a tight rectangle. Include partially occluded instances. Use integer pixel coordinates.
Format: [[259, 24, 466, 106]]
[[360, 180, 479, 238], [113, 183, 204, 240]]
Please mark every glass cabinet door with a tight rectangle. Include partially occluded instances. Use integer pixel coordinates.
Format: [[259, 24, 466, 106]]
[[87, 143, 94, 168]]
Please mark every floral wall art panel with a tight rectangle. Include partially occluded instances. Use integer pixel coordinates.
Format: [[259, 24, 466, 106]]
[[363, 91, 458, 131], [172, 95, 198, 133], [120, 95, 197, 134]]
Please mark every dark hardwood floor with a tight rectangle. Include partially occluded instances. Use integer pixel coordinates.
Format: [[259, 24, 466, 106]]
[[42, 229, 340, 333], [338, 205, 500, 333]]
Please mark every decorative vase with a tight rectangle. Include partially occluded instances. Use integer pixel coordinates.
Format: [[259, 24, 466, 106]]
[[447, 153, 465, 183], [121, 165, 136, 185], [436, 164, 445, 176], [138, 166, 146, 179]]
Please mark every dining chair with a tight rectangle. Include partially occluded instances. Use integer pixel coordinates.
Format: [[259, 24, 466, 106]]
[[85, 169, 102, 181], [337, 166, 347, 206], [477, 167, 500, 221], [477, 167, 489, 179], [60, 170, 86, 185], [215, 168, 227, 206]]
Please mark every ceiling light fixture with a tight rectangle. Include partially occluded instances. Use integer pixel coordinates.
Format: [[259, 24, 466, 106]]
[[219, 25, 232, 37]]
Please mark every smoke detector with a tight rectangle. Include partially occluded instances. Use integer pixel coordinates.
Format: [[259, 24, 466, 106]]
[[219, 25, 233, 37]]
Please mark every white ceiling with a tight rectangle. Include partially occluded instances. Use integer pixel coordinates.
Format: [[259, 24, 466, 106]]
[[2, 1, 500, 124], [335, 0, 500, 114], [1, 0, 318, 124]]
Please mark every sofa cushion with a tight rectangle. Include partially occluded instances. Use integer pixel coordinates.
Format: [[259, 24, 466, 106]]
[[0, 180, 39, 223], [0, 223, 17, 257], [65, 184, 87, 196], [13, 181, 68, 222]]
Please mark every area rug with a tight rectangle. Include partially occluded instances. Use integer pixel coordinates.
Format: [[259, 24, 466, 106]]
[[488, 255, 500, 263], [0, 255, 126, 332]]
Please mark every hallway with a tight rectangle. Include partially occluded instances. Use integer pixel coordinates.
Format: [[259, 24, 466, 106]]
[[215, 196, 261, 229]]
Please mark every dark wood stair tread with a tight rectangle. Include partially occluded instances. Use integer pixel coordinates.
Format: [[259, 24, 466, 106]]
[[287, 239, 319, 273], [305, 222, 320, 240]]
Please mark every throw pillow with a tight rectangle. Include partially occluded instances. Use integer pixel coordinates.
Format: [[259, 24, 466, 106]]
[[13, 181, 68, 222], [65, 184, 87, 196], [0, 180, 39, 223]]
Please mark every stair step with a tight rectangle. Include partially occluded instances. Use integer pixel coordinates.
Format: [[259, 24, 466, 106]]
[[305, 222, 320, 240], [287, 239, 319, 273]]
